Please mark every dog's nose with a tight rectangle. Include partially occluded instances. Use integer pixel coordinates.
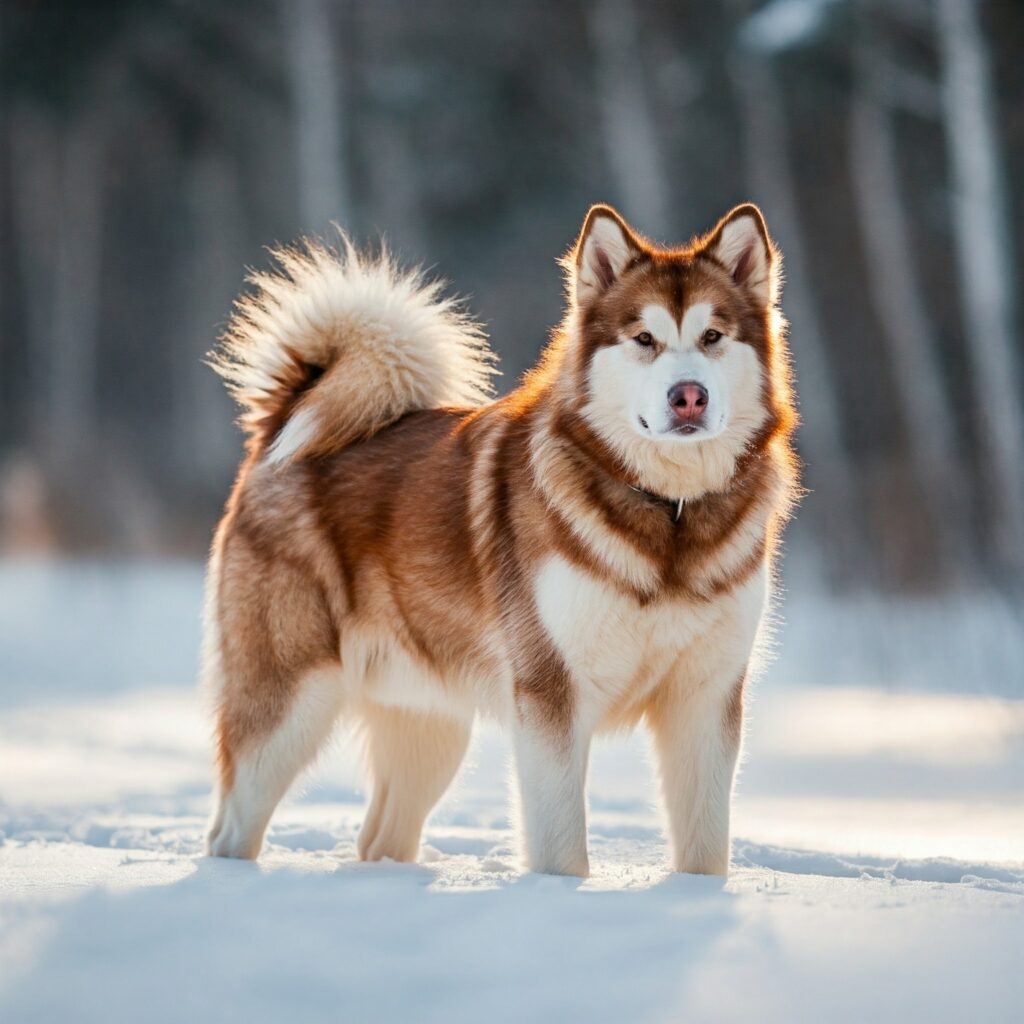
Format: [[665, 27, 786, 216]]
[[667, 381, 708, 423]]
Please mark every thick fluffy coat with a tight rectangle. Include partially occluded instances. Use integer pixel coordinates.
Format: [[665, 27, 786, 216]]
[[204, 204, 798, 876]]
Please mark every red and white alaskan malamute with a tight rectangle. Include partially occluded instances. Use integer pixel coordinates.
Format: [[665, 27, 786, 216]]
[[204, 204, 797, 876]]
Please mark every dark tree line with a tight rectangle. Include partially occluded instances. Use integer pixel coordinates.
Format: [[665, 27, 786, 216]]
[[0, 0, 1022, 593]]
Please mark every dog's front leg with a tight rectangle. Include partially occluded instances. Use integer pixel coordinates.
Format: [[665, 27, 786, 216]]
[[512, 700, 591, 878], [649, 570, 767, 875], [647, 664, 748, 876]]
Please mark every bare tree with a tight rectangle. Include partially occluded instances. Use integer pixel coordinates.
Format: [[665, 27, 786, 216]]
[[283, 0, 349, 234], [49, 75, 114, 466], [729, 41, 861, 577], [848, 25, 971, 576], [176, 148, 244, 487], [358, 6, 428, 258], [584, 0, 670, 235], [936, 0, 1024, 573], [8, 100, 62, 449]]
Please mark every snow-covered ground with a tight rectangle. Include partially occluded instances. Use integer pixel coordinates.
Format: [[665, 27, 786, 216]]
[[1, 560, 1022, 1022]]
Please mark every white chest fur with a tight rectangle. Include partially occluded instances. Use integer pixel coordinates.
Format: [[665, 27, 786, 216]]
[[533, 555, 768, 724]]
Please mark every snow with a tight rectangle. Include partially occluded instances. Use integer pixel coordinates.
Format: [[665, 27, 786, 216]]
[[1, 560, 1023, 1022]]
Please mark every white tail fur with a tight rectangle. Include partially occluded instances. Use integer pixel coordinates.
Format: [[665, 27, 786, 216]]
[[212, 232, 497, 461]]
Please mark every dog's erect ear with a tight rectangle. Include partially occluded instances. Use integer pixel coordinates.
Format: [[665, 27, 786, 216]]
[[573, 205, 643, 305], [704, 204, 778, 306]]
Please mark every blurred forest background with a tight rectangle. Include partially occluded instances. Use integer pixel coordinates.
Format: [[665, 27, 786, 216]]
[[1, 0, 1022, 594]]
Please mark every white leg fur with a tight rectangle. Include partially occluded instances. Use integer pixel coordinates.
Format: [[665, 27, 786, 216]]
[[647, 570, 766, 875], [647, 676, 745, 875], [357, 703, 471, 863], [206, 666, 346, 859], [513, 717, 591, 877]]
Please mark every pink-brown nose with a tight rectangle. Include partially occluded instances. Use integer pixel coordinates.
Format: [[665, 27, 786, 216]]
[[667, 381, 709, 423]]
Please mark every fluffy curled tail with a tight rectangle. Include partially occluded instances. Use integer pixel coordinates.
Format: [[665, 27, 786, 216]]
[[212, 233, 497, 462]]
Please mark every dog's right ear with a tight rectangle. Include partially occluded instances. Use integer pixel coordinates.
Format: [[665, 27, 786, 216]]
[[572, 204, 643, 305]]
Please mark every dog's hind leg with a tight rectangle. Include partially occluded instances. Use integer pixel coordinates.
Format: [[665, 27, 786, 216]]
[[357, 703, 471, 863], [206, 664, 345, 860]]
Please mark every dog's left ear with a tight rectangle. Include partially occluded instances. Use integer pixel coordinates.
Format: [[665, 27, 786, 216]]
[[704, 204, 778, 306], [573, 204, 644, 305]]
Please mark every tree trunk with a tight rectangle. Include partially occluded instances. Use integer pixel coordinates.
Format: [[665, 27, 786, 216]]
[[936, 0, 1024, 574], [8, 101, 62, 451], [283, 0, 348, 234], [50, 96, 108, 467], [729, 49, 860, 581], [584, 0, 671, 235], [358, 5, 427, 259], [177, 149, 243, 488], [848, 33, 971, 579]]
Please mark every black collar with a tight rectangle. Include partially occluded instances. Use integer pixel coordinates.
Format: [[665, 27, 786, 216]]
[[627, 483, 684, 521]]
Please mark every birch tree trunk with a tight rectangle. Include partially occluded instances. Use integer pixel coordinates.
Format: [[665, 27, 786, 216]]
[[283, 0, 348, 234], [936, 0, 1024, 573], [359, 6, 427, 259], [50, 96, 108, 466], [848, 33, 971, 577], [8, 101, 62, 450], [584, 0, 671, 234], [176, 149, 244, 486], [729, 49, 861, 578]]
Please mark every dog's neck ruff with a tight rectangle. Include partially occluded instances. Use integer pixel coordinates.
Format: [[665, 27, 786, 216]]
[[627, 483, 684, 522]]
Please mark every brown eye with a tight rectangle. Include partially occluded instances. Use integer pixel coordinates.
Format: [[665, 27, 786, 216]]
[[634, 331, 654, 347], [703, 329, 723, 345]]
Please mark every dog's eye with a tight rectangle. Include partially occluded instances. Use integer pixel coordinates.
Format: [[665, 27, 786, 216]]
[[634, 331, 654, 347], [703, 329, 723, 345]]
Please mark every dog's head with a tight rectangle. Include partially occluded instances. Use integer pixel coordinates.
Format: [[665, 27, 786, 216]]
[[561, 203, 786, 493]]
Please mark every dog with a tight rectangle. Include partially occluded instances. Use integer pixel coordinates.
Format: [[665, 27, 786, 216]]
[[203, 203, 798, 876]]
